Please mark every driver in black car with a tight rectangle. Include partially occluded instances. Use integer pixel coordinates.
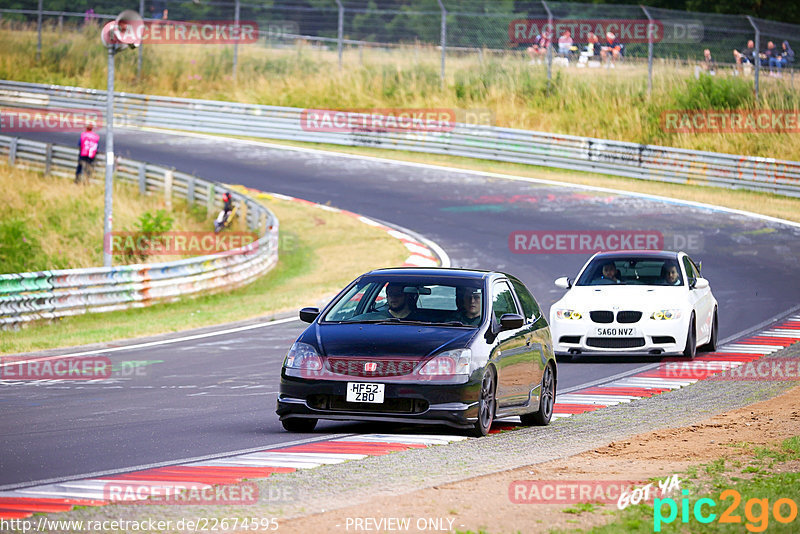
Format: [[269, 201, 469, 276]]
[[384, 283, 415, 319]]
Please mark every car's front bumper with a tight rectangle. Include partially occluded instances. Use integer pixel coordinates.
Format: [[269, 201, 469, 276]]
[[277, 374, 481, 429], [551, 318, 688, 355]]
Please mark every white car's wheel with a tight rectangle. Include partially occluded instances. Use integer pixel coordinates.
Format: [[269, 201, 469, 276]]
[[682, 314, 697, 360]]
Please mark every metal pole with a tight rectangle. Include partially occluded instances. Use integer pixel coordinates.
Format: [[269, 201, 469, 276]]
[[541, 0, 552, 92], [747, 16, 759, 101], [335, 0, 343, 69], [104, 45, 115, 267], [437, 0, 446, 85], [641, 5, 654, 96], [137, 0, 144, 77], [36, 0, 43, 61], [233, 0, 240, 80]]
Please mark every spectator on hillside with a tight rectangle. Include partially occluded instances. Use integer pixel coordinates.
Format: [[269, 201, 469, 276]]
[[733, 39, 755, 74], [557, 30, 574, 60], [600, 32, 623, 68], [769, 40, 795, 76], [759, 41, 777, 67], [696, 48, 716, 77], [527, 31, 552, 64]]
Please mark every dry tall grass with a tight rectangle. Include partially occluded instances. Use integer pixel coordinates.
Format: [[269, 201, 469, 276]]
[[1, 24, 798, 160]]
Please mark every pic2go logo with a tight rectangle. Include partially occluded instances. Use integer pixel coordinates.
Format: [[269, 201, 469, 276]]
[[654, 489, 798, 532]]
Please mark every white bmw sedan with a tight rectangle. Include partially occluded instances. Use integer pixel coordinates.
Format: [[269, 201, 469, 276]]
[[550, 251, 718, 359]]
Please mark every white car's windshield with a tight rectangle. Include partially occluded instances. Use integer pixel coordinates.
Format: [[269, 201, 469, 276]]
[[322, 276, 483, 326], [575, 257, 684, 286]]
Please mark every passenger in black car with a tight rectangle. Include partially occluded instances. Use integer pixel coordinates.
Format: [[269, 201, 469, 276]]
[[454, 287, 482, 326]]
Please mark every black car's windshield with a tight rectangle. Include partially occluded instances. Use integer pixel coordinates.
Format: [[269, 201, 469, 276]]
[[322, 276, 484, 326], [575, 257, 684, 286]]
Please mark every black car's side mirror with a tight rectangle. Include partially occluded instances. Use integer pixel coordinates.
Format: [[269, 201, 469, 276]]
[[299, 307, 320, 323], [499, 313, 524, 331]]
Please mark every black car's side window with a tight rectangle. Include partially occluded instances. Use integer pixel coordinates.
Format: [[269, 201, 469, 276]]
[[491, 281, 519, 322], [509, 277, 540, 321]]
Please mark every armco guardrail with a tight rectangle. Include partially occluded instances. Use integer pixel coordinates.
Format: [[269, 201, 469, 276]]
[[1, 80, 799, 198], [0, 134, 279, 329]]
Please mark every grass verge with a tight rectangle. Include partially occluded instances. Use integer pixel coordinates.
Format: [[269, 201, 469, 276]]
[[1, 191, 409, 355], [0, 163, 214, 273], [552, 435, 800, 533]]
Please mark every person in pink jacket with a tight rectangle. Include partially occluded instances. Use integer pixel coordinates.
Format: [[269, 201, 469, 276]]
[[75, 124, 100, 184]]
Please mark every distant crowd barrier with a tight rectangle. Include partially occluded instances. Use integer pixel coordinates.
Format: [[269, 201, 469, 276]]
[[0, 133, 279, 329], [1, 80, 798, 198]]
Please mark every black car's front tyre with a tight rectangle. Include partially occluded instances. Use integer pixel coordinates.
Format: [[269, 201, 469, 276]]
[[281, 418, 318, 433], [471, 368, 496, 437], [520, 362, 555, 426]]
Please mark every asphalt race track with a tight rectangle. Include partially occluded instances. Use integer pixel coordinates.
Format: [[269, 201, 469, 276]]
[[3, 129, 800, 489]]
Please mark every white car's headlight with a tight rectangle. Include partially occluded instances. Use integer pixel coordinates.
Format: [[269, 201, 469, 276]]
[[650, 309, 682, 320], [555, 309, 582, 320], [418, 349, 472, 377], [284, 342, 323, 370]]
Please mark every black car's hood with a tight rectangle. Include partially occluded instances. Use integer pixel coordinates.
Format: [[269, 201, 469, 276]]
[[309, 323, 476, 357]]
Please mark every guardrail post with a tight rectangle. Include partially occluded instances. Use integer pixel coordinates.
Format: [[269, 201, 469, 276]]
[[164, 169, 173, 210], [44, 143, 52, 176], [36, 0, 43, 62], [138, 163, 146, 195], [187, 176, 195, 204], [137, 0, 144, 77], [238, 199, 248, 228], [207, 183, 216, 217], [9, 137, 17, 166], [437, 0, 446, 86], [233, 0, 240, 80], [641, 5, 654, 96], [58, 15, 63, 32], [259, 211, 267, 234], [746, 16, 760, 101], [335, 0, 343, 70], [541, 0, 552, 93]]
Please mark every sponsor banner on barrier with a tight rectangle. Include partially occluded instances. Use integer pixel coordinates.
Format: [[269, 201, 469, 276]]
[[0, 108, 102, 132], [662, 358, 800, 381], [509, 231, 703, 254], [103, 481, 259, 505], [0, 356, 111, 380], [108, 20, 259, 44], [661, 110, 800, 134], [106, 231, 258, 256], [509, 480, 640, 504]]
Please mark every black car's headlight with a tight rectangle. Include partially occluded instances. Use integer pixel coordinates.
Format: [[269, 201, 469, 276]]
[[418, 349, 472, 379], [284, 342, 323, 370]]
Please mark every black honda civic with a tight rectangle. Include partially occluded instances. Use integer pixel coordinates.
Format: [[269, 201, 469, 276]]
[[276, 267, 557, 436]]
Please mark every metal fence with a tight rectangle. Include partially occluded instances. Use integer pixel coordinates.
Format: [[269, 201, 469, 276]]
[[1, 0, 798, 94], [0, 133, 280, 329], [1, 79, 798, 200]]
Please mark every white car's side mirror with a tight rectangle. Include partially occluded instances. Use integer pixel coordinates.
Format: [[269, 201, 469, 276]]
[[693, 278, 710, 289], [554, 277, 571, 289]]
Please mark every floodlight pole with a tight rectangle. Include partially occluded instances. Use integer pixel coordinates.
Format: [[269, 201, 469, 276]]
[[104, 44, 116, 267]]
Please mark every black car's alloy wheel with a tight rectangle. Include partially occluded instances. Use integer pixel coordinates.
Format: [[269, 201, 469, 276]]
[[281, 418, 318, 433], [520, 362, 555, 426], [471, 369, 496, 437]]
